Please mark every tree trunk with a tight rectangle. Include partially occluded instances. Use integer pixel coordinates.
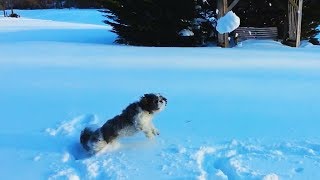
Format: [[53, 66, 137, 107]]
[[10, 0, 13, 14]]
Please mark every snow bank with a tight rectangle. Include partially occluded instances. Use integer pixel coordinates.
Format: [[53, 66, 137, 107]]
[[179, 29, 194, 37], [0, 17, 115, 44], [194, 147, 215, 180], [0, 17, 109, 32], [263, 173, 279, 180], [45, 114, 98, 136], [216, 11, 240, 34], [16, 9, 106, 25], [49, 169, 80, 180]]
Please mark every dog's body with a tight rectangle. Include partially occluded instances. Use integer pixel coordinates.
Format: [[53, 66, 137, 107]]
[[80, 93, 167, 153]]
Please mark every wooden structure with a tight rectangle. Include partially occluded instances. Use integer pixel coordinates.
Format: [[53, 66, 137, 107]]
[[286, 0, 303, 47], [234, 27, 278, 41], [217, 0, 303, 48], [217, 0, 229, 47]]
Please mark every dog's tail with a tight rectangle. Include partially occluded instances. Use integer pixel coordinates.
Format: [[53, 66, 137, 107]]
[[80, 127, 94, 151]]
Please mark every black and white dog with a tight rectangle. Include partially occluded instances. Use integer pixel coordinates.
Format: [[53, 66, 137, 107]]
[[80, 93, 167, 153]]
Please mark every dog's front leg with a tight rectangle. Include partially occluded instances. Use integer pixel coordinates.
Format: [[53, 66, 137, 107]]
[[144, 130, 154, 139], [150, 123, 160, 136], [143, 125, 155, 139], [145, 123, 160, 139], [137, 122, 157, 139]]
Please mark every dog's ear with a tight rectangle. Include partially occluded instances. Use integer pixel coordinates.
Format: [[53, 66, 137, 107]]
[[140, 94, 148, 103], [140, 93, 158, 104], [142, 93, 152, 100]]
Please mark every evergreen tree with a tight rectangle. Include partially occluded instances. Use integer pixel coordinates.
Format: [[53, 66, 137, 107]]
[[75, 0, 99, 8], [99, 0, 198, 46], [302, 0, 320, 44]]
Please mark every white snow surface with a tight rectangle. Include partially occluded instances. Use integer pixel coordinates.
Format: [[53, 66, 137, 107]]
[[179, 29, 194, 37], [1, 9, 320, 180], [216, 11, 240, 34]]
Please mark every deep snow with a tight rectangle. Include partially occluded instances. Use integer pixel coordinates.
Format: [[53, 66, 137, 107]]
[[1, 9, 320, 180]]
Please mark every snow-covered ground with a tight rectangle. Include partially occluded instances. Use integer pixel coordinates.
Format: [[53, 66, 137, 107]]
[[1, 9, 320, 180]]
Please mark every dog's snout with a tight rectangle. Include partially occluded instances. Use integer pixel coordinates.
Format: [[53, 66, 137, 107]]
[[160, 97, 167, 105], [162, 97, 167, 103]]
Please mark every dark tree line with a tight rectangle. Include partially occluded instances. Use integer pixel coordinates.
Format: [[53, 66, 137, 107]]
[[99, 0, 319, 46]]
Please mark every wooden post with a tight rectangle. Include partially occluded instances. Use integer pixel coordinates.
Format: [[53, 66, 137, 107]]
[[288, 0, 296, 42], [287, 0, 303, 47], [295, 0, 303, 47], [217, 0, 229, 48], [288, 0, 299, 9], [227, 0, 240, 12]]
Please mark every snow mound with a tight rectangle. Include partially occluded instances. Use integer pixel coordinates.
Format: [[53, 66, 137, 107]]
[[46, 114, 98, 136], [194, 147, 216, 180], [49, 168, 80, 180], [0, 17, 116, 44], [216, 11, 240, 34], [0, 17, 108, 32], [263, 173, 279, 180], [178, 140, 320, 180], [42, 114, 127, 178], [15, 9, 106, 25], [179, 29, 194, 37]]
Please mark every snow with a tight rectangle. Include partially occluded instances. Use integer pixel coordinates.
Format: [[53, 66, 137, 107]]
[[263, 173, 279, 180], [178, 29, 194, 37], [16, 9, 106, 25], [1, 9, 320, 180], [194, 147, 216, 180], [216, 11, 240, 34]]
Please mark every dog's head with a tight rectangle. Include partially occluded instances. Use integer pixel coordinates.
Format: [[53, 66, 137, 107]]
[[139, 93, 167, 113]]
